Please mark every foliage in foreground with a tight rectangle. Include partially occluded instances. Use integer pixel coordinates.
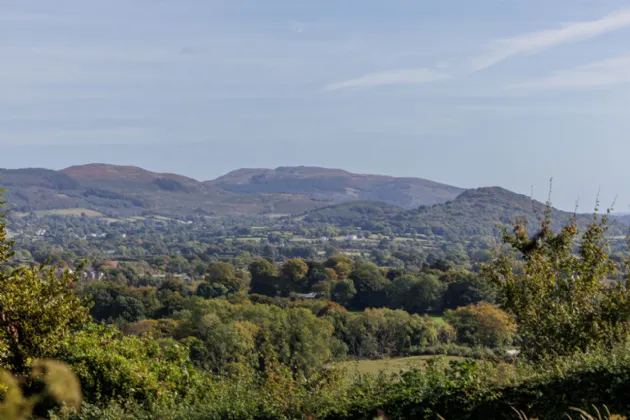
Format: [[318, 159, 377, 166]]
[[484, 206, 630, 360], [45, 339, 630, 419], [0, 360, 82, 420]]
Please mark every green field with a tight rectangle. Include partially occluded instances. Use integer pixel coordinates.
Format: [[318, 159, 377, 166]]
[[430, 316, 446, 326], [347, 311, 447, 327], [237, 237, 264, 242], [337, 355, 465, 375]]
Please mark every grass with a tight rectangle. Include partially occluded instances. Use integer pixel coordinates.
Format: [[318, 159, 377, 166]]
[[266, 213, 290, 218], [430, 316, 446, 326], [337, 355, 465, 375], [236, 237, 263, 243]]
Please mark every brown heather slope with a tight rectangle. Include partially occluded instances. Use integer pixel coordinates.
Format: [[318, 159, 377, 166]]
[[207, 166, 464, 208], [61, 164, 200, 186]]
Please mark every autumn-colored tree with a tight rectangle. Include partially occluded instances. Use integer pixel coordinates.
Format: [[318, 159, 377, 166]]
[[444, 302, 516, 347], [325, 256, 353, 279]]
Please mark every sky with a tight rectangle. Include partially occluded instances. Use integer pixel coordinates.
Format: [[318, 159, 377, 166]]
[[1, 0, 630, 210]]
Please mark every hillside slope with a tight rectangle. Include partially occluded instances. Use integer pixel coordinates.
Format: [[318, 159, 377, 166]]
[[207, 166, 464, 208], [301, 187, 627, 238], [0, 164, 462, 217], [0, 165, 329, 216]]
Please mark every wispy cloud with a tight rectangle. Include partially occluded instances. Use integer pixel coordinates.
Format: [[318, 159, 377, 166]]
[[508, 53, 630, 90], [325, 68, 449, 91], [472, 9, 630, 71]]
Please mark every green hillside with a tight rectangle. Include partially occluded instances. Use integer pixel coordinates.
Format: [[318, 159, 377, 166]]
[[301, 187, 627, 238]]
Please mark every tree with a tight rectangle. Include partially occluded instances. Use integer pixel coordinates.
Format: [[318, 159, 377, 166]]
[[385, 268, 405, 281], [346, 308, 438, 358], [196, 282, 229, 299], [158, 277, 189, 295], [311, 280, 332, 300], [483, 207, 630, 359], [385, 275, 418, 310], [0, 192, 89, 374], [349, 262, 390, 309], [442, 272, 497, 310], [182, 314, 257, 373], [325, 256, 353, 279], [166, 256, 190, 274], [331, 279, 357, 307], [444, 302, 516, 348], [249, 259, 279, 296], [0, 265, 90, 373], [58, 324, 198, 403], [280, 258, 309, 294], [206, 262, 243, 293], [284, 308, 337, 374], [306, 262, 331, 288], [0, 190, 13, 263], [386, 273, 445, 314]]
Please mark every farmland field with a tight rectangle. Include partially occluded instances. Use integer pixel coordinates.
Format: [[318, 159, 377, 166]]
[[34, 208, 104, 217], [337, 355, 465, 375]]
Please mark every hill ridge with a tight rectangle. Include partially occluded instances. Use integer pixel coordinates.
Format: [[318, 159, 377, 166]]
[[300, 186, 626, 238], [0, 164, 462, 217]]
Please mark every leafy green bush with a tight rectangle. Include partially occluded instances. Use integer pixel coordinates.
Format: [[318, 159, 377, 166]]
[[56, 324, 203, 405]]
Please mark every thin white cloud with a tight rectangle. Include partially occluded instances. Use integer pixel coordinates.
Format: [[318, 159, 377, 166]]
[[473, 9, 630, 71], [508, 53, 630, 90], [325, 68, 449, 91]]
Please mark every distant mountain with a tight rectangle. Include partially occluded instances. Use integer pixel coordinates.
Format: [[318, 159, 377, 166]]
[[61, 164, 208, 194], [207, 166, 464, 208], [0, 164, 462, 217], [62, 164, 198, 184], [611, 213, 630, 225], [301, 187, 628, 238]]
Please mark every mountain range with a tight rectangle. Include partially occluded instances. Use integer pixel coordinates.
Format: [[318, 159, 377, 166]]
[[0, 164, 464, 217]]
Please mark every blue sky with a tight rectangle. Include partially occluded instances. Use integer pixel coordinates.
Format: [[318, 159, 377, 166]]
[[1, 0, 630, 210]]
